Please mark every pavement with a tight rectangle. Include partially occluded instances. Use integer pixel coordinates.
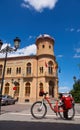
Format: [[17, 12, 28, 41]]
[[0, 103, 80, 124]]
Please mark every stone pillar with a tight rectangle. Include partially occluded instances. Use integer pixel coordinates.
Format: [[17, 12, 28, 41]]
[[9, 82, 14, 97], [54, 79, 58, 98]]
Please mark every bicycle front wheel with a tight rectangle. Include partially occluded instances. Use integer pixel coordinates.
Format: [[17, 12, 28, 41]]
[[58, 105, 75, 120], [31, 101, 47, 119]]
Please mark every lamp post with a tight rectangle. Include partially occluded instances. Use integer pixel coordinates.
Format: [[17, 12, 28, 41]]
[[0, 37, 21, 114]]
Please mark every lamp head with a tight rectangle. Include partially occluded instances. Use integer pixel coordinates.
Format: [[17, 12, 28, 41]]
[[14, 37, 21, 49], [0, 40, 3, 50]]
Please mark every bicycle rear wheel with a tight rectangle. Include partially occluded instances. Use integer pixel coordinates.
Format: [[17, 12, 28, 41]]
[[58, 105, 75, 120], [31, 101, 47, 119]]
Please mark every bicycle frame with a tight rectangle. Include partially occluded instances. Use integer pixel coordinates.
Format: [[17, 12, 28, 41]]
[[43, 95, 64, 113]]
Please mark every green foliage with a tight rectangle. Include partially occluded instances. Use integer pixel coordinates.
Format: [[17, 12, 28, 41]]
[[70, 79, 80, 103]]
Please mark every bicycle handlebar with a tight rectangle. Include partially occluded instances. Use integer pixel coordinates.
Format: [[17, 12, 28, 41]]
[[43, 92, 59, 101], [43, 92, 48, 96]]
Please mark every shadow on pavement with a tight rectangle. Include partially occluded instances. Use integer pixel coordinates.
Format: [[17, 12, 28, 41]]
[[0, 121, 80, 130]]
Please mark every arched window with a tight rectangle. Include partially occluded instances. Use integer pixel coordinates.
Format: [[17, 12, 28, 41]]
[[25, 83, 30, 96], [48, 61, 53, 74], [39, 83, 44, 96], [40, 82, 43, 88], [26, 63, 31, 75], [4, 83, 10, 95], [15, 86, 19, 96], [0, 65, 3, 76], [49, 81, 54, 97], [4, 87, 9, 95]]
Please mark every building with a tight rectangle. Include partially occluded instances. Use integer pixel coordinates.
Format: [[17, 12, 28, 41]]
[[0, 34, 58, 103]]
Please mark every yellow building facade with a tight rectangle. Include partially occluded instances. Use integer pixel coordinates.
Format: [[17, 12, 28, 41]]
[[0, 34, 58, 103]]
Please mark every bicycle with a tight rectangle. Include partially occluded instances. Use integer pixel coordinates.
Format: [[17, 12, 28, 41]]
[[31, 92, 75, 120]]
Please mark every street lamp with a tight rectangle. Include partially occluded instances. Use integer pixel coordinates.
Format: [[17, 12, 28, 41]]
[[0, 40, 3, 50], [0, 37, 21, 114]]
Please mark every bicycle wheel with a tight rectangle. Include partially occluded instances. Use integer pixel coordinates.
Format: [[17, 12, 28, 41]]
[[31, 101, 47, 119], [58, 105, 75, 120]]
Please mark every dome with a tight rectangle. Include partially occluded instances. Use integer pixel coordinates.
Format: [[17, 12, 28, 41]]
[[36, 34, 55, 45]]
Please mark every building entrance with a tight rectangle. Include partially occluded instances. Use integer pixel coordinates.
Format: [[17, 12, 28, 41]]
[[49, 81, 54, 97]]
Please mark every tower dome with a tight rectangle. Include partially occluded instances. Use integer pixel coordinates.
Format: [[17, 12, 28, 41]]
[[36, 34, 55, 56]]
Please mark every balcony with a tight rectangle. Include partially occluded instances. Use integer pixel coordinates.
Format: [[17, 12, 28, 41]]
[[38, 72, 57, 78], [45, 72, 57, 77], [23, 73, 34, 78]]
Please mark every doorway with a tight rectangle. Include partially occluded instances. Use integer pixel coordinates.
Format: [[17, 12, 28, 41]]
[[49, 81, 54, 97]]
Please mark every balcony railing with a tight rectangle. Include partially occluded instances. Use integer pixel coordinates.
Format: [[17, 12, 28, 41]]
[[23, 73, 33, 78], [38, 72, 57, 77], [45, 72, 57, 77]]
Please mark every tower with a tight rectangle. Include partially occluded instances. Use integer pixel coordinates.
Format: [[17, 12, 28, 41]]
[[36, 34, 58, 99], [36, 34, 54, 56]]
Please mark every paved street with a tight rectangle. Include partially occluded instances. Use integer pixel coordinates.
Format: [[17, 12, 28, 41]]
[[0, 103, 80, 124], [0, 103, 80, 130]]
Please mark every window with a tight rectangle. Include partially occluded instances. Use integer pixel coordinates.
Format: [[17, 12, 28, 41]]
[[49, 45, 51, 49], [49, 81, 54, 97], [7, 68, 12, 74], [42, 45, 45, 48], [39, 67, 44, 73], [16, 67, 21, 74], [15, 86, 19, 96], [5, 82, 9, 86], [39, 83, 44, 96], [4, 83, 10, 95], [48, 67, 53, 74], [25, 83, 30, 96], [48, 61, 53, 74], [4, 87, 9, 95], [26, 63, 31, 75], [0, 65, 3, 76]]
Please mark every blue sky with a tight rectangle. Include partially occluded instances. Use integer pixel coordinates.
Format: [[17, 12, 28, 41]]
[[0, 0, 80, 92]]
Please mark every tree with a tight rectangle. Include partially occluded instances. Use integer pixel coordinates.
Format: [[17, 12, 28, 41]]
[[70, 64, 80, 103], [70, 78, 80, 103], [70, 76, 80, 103]]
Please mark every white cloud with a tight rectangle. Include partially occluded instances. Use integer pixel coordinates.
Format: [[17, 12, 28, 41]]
[[75, 48, 80, 53], [28, 35, 36, 40], [65, 28, 75, 32], [57, 55, 63, 58], [21, 0, 58, 12], [59, 86, 70, 93], [73, 54, 80, 58], [1, 43, 11, 49], [70, 28, 75, 32], [77, 29, 80, 32], [73, 47, 80, 58], [65, 27, 80, 33], [0, 44, 36, 58]]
